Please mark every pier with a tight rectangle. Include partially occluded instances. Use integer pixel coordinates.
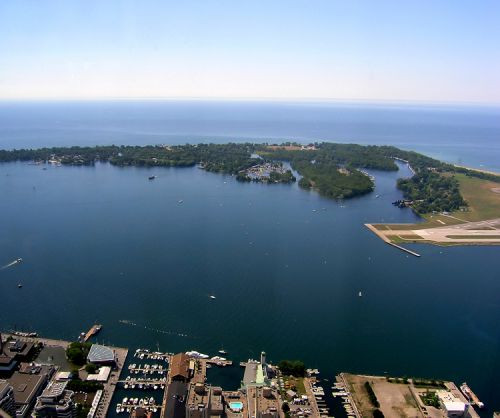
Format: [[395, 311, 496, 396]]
[[128, 363, 165, 374], [81, 324, 102, 342], [388, 242, 421, 257], [365, 224, 421, 257], [204, 358, 233, 367]]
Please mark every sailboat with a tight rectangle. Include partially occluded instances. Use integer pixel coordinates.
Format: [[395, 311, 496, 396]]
[[218, 345, 228, 355]]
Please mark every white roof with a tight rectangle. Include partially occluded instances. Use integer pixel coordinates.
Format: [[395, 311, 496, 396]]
[[86, 366, 111, 382], [444, 401, 466, 412], [56, 371, 72, 380], [87, 344, 114, 363]]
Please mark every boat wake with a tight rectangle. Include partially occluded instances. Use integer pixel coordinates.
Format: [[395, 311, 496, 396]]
[[118, 320, 193, 339], [1, 258, 23, 270]]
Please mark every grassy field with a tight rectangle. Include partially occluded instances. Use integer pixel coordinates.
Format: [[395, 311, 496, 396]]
[[282, 376, 306, 395], [373, 174, 500, 231], [452, 174, 500, 221]]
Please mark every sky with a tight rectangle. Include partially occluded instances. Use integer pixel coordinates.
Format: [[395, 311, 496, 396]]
[[1, 0, 500, 103]]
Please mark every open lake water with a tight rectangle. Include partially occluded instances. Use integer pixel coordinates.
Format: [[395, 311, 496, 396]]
[[0, 100, 499, 415]]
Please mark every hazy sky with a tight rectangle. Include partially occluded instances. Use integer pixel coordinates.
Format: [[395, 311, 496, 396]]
[[1, 0, 500, 102]]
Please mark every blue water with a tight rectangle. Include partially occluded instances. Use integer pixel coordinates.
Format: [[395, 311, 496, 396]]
[[0, 101, 499, 416], [1, 100, 500, 172]]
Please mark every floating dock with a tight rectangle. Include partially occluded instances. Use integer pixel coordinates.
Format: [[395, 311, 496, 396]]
[[81, 324, 102, 342]]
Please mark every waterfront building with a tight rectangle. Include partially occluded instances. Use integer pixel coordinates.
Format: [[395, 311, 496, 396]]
[[242, 352, 269, 388], [87, 344, 115, 365], [34, 381, 76, 418], [186, 383, 209, 418], [8, 369, 50, 417], [170, 353, 191, 382], [0, 380, 15, 416], [86, 366, 111, 382], [246, 386, 279, 418], [0, 335, 34, 377], [209, 387, 223, 416], [437, 390, 469, 417], [164, 381, 188, 418]]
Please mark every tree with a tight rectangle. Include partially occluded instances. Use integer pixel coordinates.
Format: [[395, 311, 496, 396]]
[[278, 360, 306, 377], [85, 363, 98, 374]]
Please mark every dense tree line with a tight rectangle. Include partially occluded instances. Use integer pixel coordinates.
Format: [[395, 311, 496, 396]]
[[2, 142, 498, 212], [278, 360, 306, 377], [397, 171, 465, 214]]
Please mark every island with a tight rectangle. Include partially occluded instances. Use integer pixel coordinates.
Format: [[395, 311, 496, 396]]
[[1, 142, 499, 246]]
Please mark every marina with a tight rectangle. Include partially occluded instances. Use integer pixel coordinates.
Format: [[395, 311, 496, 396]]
[[115, 397, 162, 414], [128, 363, 165, 374]]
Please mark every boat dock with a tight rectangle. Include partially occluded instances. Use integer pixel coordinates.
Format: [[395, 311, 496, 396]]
[[81, 324, 102, 342], [134, 348, 171, 361], [115, 398, 162, 415], [336, 373, 361, 418], [128, 363, 165, 374], [460, 382, 484, 408], [205, 358, 232, 367]]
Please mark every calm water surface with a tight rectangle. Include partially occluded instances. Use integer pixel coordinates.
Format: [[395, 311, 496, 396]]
[[1, 101, 499, 415], [0, 161, 499, 414], [1, 100, 500, 171]]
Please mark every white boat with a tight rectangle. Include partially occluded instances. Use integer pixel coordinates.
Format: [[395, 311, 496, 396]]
[[186, 350, 209, 359], [358, 291, 362, 297], [116, 406, 121, 414], [209, 295, 216, 299]]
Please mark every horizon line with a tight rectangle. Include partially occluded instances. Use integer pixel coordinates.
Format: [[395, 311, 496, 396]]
[[1, 96, 500, 108]]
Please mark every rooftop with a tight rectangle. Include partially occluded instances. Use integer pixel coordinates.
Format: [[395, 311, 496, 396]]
[[40, 381, 67, 399], [87, 344, 114, 363], [8, 371, 47, 405]]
